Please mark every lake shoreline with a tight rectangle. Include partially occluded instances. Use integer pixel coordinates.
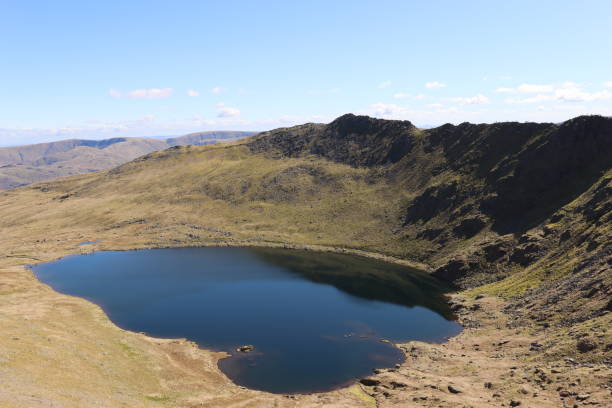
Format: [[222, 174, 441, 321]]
[[77, 239, 432, 272], [33, 244, 458, 394], [3, 229, 608, 407]]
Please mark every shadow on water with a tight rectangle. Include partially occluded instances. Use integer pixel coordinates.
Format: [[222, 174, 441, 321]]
[[248, 248, 457, 320]]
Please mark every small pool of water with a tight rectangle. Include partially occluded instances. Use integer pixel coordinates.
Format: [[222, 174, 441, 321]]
[[78, 240, 99, 246], [33, 247, 461, 394]]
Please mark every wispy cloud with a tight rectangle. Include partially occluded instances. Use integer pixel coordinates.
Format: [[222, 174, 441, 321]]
[[517, 84, 554, 93], [604, 81, 612, 88], [393, 93, 426, 100], [370, 103, 406, 117], [377, 80, 392, 88], [496, 84, 553, 94], [503, 82, 611, 103], [216, 102, 240, 118], [186, 89, 200, 97], [446, 94, 490, 105], [505, 94, 553, 104], [555, 87, 611, 102], [211, 87, 222, 94], [109, 88, 173, 99], [363, 103, 485, 124], [425, 81, 446, 89]]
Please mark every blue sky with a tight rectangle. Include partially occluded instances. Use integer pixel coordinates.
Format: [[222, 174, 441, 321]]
[[1, 0, 611, 145]]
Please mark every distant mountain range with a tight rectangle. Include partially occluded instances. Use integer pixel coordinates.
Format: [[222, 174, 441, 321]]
[[0, 131, 256, 189]]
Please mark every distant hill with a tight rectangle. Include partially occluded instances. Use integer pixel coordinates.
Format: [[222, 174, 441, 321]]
[[0, 131, 256, 189], [166, 131, 255, 146]]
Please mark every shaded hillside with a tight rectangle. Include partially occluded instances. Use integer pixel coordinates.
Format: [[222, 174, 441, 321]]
[[250, 114, 611, 232], [249, 114, 415, 166], [0, 131, 256, 189]]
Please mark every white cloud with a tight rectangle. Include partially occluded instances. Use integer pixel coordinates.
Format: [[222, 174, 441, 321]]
[[425, 81, 446, 89], [604, 81, 612, 88], [517, 83, 553, 93], [368, 103, 462, 119], [505, 94, 553, 104], [393, 93, 426, 100], [126, 88, 173, 99], [555, 86, 611, 102], [427, 103, 444, 108], [378, 80, 392, 88], [186, 89, 200, 97], [216, 102, 240, 118], [371, 103, 407, 117], [501, 82, 611, 104], [108, 88, 173, 99], [211, 87, 222, 94], [362, 103, 486, 124], [446, 94, 490, 105], [495, 83, 553, 94]]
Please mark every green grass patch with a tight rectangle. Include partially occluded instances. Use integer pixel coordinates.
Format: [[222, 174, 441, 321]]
[[118, 342, 138, 358], [145, 395, 170, 402]]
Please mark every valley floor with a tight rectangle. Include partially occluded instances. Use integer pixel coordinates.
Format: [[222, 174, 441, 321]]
[[1, 223, 609, 408]]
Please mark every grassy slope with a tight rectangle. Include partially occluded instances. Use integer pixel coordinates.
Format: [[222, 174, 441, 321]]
[[1, 143, 408, 256]]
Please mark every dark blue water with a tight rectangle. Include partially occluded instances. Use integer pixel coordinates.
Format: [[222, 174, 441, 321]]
[[33, 247, 461, 394]]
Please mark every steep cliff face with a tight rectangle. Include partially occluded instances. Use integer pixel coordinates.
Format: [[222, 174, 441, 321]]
[[480, 116, 612, 228], [250, 114, 611, 233], [249, 114, 417, 166]]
